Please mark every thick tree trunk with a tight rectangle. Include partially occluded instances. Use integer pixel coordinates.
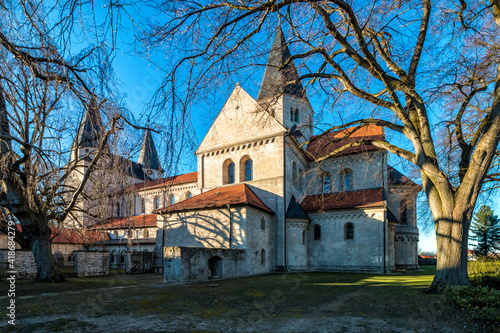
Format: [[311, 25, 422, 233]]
[[21, 216, 65, 282], [30, 227, 64, 282], [428, 209, 472, 292]]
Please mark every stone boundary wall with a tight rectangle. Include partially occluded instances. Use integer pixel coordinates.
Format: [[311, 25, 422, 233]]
[[163, 247, 246, 283], [74, 251, 109, 277], [0, 250, 37, 280]]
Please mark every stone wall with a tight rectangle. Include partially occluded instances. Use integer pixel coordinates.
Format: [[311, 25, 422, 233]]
[[74, 251, 109, 277], [163, 246, 246, 283], [0, 250, 37, 279], [308, 208, 386, 272]]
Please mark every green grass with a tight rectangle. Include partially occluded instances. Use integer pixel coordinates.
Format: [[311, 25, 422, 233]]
[[2, 266, 496, 332]]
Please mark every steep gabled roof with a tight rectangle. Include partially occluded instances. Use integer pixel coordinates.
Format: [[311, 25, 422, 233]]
[[155, 183, 274, 214], [73, 99, 105, 148], [306, 125, 385, 160], [388, 165, 420, 187], [301, 188, 384, 212], [93, 214, 158, 230], [257, 28, 306, 101], [286, 195, 310, 219], [137, 130, 162, 171]]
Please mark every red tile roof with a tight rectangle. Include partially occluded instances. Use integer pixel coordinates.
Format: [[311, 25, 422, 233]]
[[306, 125, 385, 160], [14, 225, 109, 244], [301, 188, 384, 211], [92, 214, 158, 230], [120, 172, 198, 193], [155, 184, 274, 214]]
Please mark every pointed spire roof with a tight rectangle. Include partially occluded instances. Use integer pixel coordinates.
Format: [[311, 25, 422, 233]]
[[74, 98, 105, 148], [286, 195, 310, 220], [137, 130, 161, 171], [257, 27, 306, 101]]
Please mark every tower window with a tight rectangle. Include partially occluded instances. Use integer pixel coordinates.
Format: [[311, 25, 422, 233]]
[[154, 196, 160, 210], [400, 199, 408, 225], [290, 107, 299, 122], [116, 202, 120, 217], [261, 217, 266, 230], [292, 162, 298, 187], [141, 198, 145, 214]]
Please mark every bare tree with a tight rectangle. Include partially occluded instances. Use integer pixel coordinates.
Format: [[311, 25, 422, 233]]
[[0, 0, 137, 281], [143, 0, 500, 290]]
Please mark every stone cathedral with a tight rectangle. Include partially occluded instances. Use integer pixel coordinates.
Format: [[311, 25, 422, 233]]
[[72, 29, 421, 283]]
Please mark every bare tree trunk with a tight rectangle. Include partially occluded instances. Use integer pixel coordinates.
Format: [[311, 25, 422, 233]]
[[26, 219, 64, 282], [428, 202, 473, 291]]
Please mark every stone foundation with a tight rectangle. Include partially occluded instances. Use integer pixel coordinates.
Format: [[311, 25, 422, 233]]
[[74, 251, 109, 277]]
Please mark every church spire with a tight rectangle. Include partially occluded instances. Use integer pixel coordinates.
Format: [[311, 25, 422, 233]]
[[73, 98, 105, 149], [257, 27, 306, 101], [137, 129, 162, 172]]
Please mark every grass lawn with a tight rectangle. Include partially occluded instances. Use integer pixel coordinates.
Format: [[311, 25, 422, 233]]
[[0, 266, 493, 332]]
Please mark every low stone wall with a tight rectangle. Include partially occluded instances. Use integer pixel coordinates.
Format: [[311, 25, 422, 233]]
[[163, 247, 246, 283], [0, 250, 37, 280], [74, 251, 109, 277]]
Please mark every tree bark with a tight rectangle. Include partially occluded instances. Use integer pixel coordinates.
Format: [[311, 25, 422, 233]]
[[25, 218, 64, 282], [430, 215, 471, 291]]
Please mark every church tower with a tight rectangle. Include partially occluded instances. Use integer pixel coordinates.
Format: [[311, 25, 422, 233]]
[[71, 98, 106, 163], [257, 28, 314, 141], [137, 130, 163, 180]]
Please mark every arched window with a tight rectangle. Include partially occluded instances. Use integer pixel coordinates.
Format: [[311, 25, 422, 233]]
[[188, 192, 193, 199], [292, 162, 298, 187], [110, 250, 116, 264], [322, 173, 331, 193], [314, 225, 321, 241], [116, 202, 120, 217], [141, 198, 145, 214], [340, 169, 353, 191], [154, 196, 160, 210], [302, 230, 306, 244], [223, 159, 236, 184], [170, 195, 176, 205], [120, 250, 125, 264], [261, 217, 266, 230], [68, 252, 75, 262], [239, 156, 253, 182], [400, 199, 408, 225], [345, 223, 354, 240], [244, 159, 253, 181], [143, 229, 149, 238], [299, 169, 304, 191], [261, 249, 266, 265], [290, 107, 299, 122]]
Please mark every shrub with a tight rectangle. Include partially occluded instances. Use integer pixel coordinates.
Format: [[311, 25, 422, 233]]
[[445, 286, 500, 322]]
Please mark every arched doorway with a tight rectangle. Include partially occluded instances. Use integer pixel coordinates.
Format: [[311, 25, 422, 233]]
[[208, 256, 223, 279]]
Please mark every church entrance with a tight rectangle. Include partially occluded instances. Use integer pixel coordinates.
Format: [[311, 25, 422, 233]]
[[208, 256, 222, 279]]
